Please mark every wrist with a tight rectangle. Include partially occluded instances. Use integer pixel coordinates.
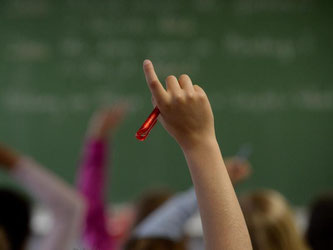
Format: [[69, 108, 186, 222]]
[[88, 129, 112, 141], [180, 135, 219, 156], [94, 131, 110, 140]]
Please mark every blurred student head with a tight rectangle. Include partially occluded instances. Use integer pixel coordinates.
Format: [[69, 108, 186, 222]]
[[0, 188, 31, 250], [240, 189, 308, 250], [132, 188, 173, 227], [124, 189, 181, 250], [306, 192, 333, 250]]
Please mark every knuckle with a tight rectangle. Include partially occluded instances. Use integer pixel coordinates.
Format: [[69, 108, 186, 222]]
[[174, 93, 185, 103], [187, 92, 195, 100], [149, 80, 159, 88], [161, 101, 172, 110]]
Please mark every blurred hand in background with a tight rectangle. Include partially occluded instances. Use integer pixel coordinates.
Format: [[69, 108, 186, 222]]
[[88, 102, 129, 139], [225, 157, 252, 184]]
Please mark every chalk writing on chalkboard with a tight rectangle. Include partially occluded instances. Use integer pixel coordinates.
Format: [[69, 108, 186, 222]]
[[2, 89, 332, 115], [223, 33, 315, 61]]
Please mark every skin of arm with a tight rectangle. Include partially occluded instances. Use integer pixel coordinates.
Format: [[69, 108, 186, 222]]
[[142, 59, 252, 250], [0, 144, 19, 170]]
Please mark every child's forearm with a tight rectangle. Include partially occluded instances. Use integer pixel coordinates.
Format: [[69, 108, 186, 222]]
[[183, 138, 252, 250]]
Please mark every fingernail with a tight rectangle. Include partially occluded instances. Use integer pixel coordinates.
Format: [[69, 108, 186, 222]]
[[143, 59, 151, 66]]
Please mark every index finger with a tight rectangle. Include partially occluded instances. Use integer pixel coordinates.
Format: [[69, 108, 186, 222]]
[[143, 59, 168, 102]]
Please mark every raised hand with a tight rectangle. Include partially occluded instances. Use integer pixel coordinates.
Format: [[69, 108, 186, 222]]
[[88, 102, 129, 139], [225, 157, 252, 184], [143, 59, 215, 150], [0, 144, 19, 171], [142, 59, 252, 250]]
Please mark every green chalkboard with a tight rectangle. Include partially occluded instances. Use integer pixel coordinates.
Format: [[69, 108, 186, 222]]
[[0, 0, 332, 205]]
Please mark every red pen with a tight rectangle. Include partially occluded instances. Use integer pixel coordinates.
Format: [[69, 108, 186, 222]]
[[136, 107, 160, 141]]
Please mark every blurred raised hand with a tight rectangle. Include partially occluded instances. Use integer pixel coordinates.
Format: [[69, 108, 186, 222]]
[[225, 157, 252, 184], [88, 102, 129, 139], [0, 144, 19, 171]]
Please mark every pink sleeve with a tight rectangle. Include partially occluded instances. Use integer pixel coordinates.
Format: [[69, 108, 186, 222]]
[[77, 138, 115, 250]]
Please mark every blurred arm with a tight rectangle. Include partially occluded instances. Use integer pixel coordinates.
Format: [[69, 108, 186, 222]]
[[133, 187, 197, 240], [0, 143, 19, 170], [76, 104, 127, 250], [11, 157, 85, 250], [76, 137, 114, 250]]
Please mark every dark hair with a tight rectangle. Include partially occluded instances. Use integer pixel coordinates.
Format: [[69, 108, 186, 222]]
[[124, 237, 186, 250], [124, 189, 176, 250], [306, 193, 333, 250], [133, 189, 173, 227], [0, 188, 31, 250]]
